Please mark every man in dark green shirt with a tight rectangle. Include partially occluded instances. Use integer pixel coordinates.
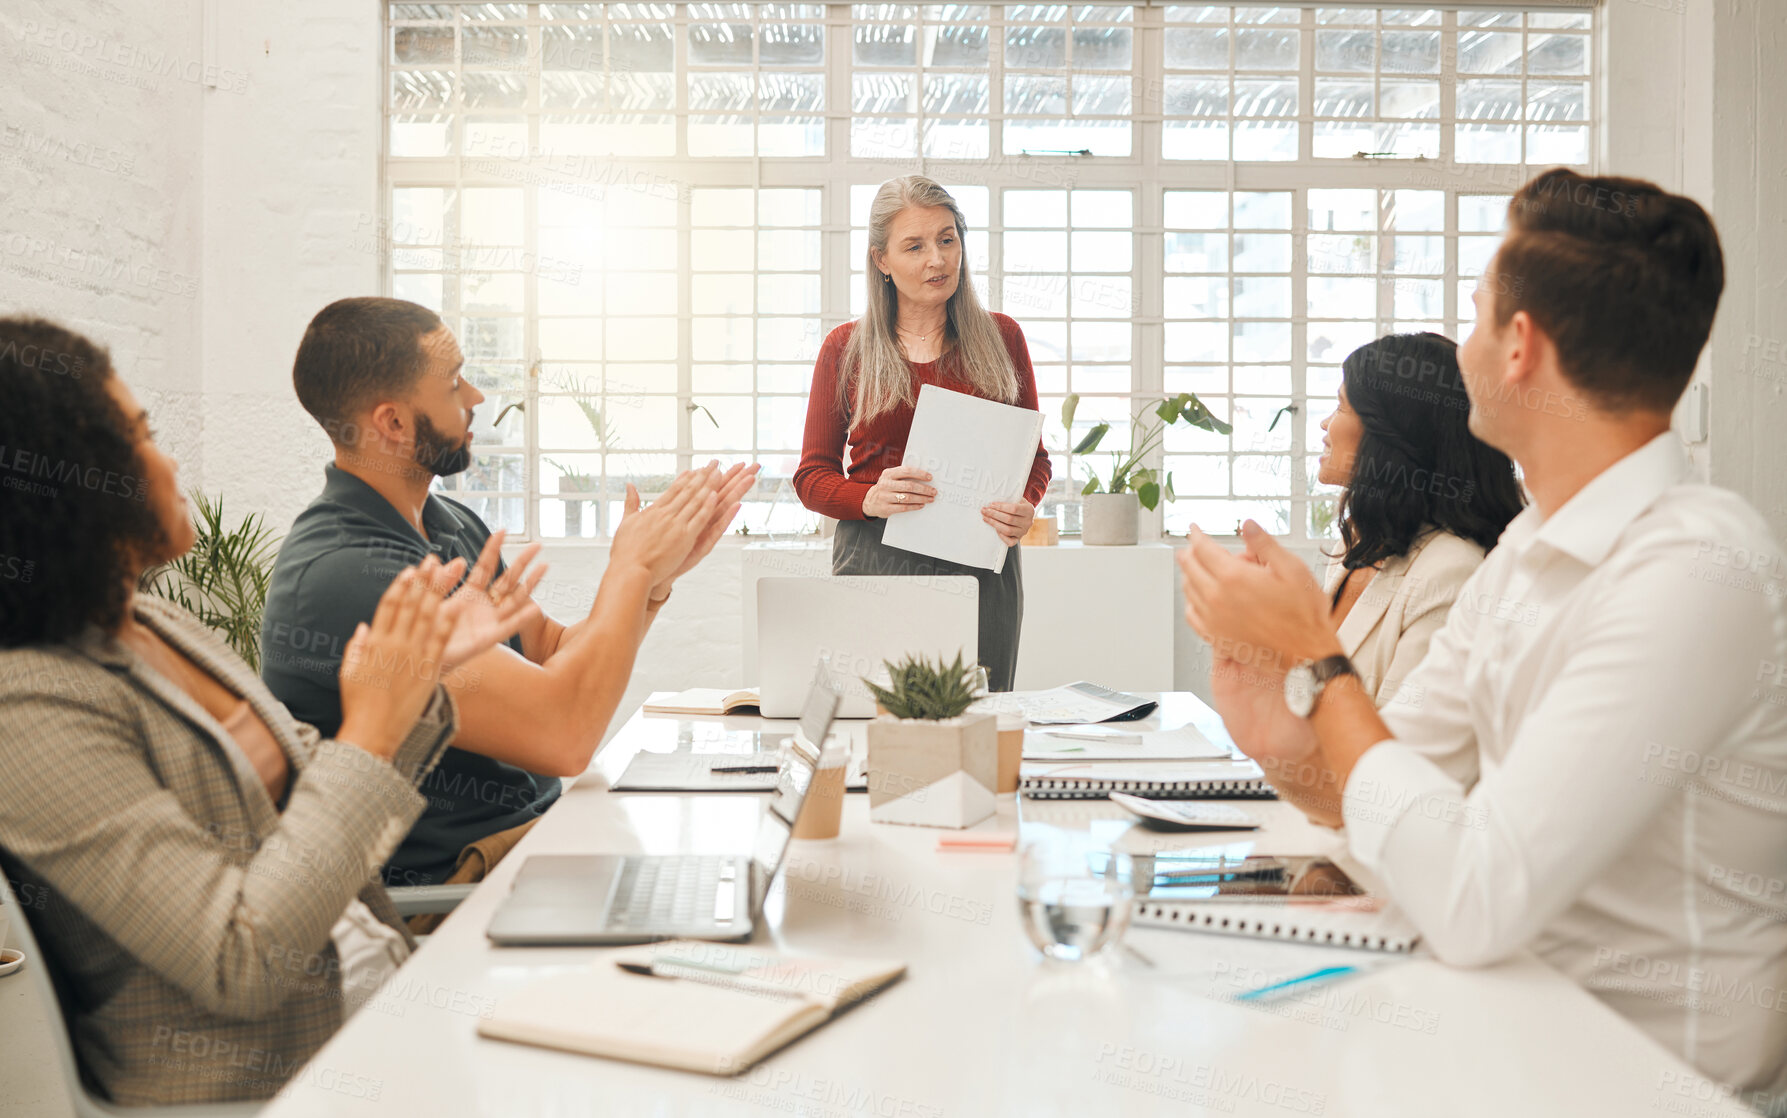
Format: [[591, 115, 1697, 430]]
[[262, 297, 756, 887], [263, 464, 551, 885]]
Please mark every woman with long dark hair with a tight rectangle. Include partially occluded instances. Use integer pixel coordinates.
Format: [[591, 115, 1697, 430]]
[[1317, 331, 1526, 704]]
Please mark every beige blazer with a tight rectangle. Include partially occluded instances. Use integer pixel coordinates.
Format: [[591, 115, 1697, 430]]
[[1322, 530, 1488, 706], [0, 595, 456, 1106]]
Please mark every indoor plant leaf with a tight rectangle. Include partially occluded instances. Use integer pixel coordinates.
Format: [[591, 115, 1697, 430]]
[[1072, 422, 1109, 456]]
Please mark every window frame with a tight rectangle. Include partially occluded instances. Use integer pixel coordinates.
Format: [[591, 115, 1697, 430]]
[[381, 1, 1597, 546]]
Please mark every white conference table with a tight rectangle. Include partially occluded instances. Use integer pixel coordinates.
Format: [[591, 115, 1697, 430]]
[[263, 694, 1751, 1118]]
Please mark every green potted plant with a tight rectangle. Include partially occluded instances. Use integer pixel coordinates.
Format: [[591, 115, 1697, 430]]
[[544, 391, 616, 538], [499, 377, 717, 537], [863, 651, 997, 829], [138, 492, 282, 671], [1063, 391, 1232, 545]]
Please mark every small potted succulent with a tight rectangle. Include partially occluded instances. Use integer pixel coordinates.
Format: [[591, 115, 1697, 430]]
[[863, 652, 998, 829]]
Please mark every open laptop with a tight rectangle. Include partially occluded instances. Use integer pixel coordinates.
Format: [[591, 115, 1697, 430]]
[[756, 575, 979, 718], [485, 678, 841, 946]]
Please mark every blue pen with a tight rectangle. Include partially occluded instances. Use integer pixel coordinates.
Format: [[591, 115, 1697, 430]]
[[1233, 965, 1360, 1003]]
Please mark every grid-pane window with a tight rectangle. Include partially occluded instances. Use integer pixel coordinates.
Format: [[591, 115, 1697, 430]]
[[1002, 188, 1136, 529], [1163, 5, 1300, 161], [541, 4, 677, 156], [688, 3, 827, 156], [536, 185, 680, 537], [384, 2, 1595, 544], [1312, 8, 1442, 159], [850, 5, 992, 159], [692, 188, 826, 534], [1004, 4, 1135, 157], [1456, 9, 1590, 165], [1162, 189, 1294, 535]]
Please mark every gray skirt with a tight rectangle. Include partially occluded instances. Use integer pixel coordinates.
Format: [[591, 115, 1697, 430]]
[[831, 517, 1023, 692]]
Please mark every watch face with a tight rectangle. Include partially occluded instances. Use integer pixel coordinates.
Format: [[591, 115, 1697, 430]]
[[1284, 663, 1317, 719]]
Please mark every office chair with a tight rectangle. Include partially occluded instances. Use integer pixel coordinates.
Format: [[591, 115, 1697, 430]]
[[386, 883, 473, 919], [0, 874, 261, 1116], [0, 873, 473, 1116]]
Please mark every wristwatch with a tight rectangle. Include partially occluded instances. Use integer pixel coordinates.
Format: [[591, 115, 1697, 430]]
[[1284, 654, 1358, 719]]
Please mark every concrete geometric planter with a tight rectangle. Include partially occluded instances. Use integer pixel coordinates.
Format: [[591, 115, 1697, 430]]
[[866, 712, 998, 829], [1081, 492, 1140, 546]]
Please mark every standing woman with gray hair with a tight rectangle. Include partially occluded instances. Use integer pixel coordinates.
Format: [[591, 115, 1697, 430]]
[[795, 176, 1050, 691]]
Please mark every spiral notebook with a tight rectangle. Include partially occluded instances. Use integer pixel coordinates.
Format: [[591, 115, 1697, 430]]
[[1132, 896, 1420, 954], [1020, 760, 1276, 800]]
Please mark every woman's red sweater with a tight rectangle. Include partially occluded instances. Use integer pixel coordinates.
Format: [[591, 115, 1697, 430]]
[[794, 312, 1052, 520]]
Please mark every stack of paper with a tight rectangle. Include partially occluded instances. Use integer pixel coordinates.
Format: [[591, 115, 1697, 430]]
[[971, 681, 1158, 724], [881, 384, 1045, 573], [1022, 723, 1230, 762]]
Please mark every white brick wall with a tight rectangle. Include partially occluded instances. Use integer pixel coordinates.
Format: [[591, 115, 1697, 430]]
[[0, 0, 208, 484]]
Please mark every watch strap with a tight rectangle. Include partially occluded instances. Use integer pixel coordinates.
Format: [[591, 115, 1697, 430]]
[[1308, 654, 1357, 687]]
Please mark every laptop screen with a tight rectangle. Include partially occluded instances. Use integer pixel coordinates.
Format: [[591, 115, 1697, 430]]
[[750, 740, 814, 887], [749, 674, 839, 901], [795, 668, 841, 752]]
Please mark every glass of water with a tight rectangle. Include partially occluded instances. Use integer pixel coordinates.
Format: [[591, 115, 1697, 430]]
[[1017, 842, 1134, 962]]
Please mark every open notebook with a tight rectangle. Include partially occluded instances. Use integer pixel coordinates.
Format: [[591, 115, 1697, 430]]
[[478, 941, 906, 1076], [643, 688, 762, 716]]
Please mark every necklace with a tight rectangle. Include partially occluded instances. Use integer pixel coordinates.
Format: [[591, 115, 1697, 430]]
[[897, 323, 942, 343]]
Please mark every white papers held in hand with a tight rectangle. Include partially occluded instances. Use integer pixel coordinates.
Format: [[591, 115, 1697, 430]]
[[881, 384, 1045, 573]]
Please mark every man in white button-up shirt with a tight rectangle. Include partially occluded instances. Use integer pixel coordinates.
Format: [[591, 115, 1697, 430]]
[[1180, 168, 1787, 1104]]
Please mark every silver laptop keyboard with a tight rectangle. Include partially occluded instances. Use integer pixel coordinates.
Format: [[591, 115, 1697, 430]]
[[609, 855, 738, 930]]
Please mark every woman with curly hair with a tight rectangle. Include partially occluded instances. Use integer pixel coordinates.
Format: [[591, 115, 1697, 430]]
[[0, 316, 546, 1105], [1316, 331, 1527, 705]]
